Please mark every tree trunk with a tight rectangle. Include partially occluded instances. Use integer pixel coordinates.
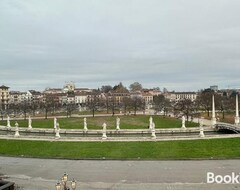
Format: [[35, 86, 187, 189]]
[[24, 111, 27, 120]]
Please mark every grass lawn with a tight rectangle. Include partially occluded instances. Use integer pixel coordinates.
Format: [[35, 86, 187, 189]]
[[0, 115, 198, 129], [0, 138, 239, 160]]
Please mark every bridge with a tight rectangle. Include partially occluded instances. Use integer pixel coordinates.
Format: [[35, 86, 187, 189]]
[[215, 123, 240, 134]]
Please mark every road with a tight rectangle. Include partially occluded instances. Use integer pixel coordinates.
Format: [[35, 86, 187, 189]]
[[0, 157, 240, 190]]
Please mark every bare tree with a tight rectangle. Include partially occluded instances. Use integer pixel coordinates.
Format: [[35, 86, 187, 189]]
[[122, 97, 132, 114], [87, 91, 100, 117], [131, 96, 145, 116], [101, 85, 113, 93], [65, 103, 77, 118], [129, 82, 143, 92], [20, 100, 30, 120], [41, 94, 56, 119], [174, 99, 195, 121], [196, 89, 221, 117], [30, 101, 39, 116], [8, 103, 20, 117], [109, 96, 116, 116], [153, 95, 171, 115]]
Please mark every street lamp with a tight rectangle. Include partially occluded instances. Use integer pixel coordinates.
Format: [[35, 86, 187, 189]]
[[55, 181, 61, 190], [71, 179, 76, 190], [55, 172, 77, 190]]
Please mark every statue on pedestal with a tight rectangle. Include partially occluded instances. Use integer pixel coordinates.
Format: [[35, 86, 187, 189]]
[[83, 117, 88, 131], [116, 117, 120, 130], [181, 116, 186, 129], [102, 123, 107, 140], [14, 122, 20, 137]]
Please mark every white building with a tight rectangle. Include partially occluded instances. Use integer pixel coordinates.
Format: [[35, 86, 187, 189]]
[[43, 88, 63, 94], [75, 92, 88, 105], [164, 92, 197, 102], [63, 82, 75, 93], [142, 93, 153, 107], [9, 91, 26, 104]]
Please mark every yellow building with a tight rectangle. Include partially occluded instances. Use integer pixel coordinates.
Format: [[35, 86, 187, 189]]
[[0, 85, 10, 110]]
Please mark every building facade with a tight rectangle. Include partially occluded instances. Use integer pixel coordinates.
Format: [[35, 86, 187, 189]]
[[164, 92, 197, 102]]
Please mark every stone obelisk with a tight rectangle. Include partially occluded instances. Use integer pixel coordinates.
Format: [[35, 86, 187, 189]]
[[235, 93, 239, 125], [211, 94, 216, 127]]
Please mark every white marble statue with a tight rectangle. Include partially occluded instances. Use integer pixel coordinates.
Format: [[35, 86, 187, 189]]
[[14, 122, 20, 137], [116, 117, 120, 130], [83, 117, 88, 131], [199, 118, 205, 138], [28, 116, 32, 130], [102, 122, 107, 140], [181, 116, 186, 129], [54, 117, 57, 129], [55, 122, 61, 139], [7, 115, 11, 128], [151, 122, 156, 139], [149, 116, 153, 130]]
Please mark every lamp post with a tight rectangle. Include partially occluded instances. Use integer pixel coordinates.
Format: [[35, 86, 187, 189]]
[[55, 172, 76, 190]]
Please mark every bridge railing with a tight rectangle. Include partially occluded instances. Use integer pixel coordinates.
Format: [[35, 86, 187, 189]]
[[215, 122, 240, 133]]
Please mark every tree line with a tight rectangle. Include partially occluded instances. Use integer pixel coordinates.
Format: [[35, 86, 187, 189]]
[[1, 83, 238, 120]]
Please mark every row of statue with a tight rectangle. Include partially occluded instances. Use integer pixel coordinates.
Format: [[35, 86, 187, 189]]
[[5, 116, 121, 131], [5, 115, 205, 139]]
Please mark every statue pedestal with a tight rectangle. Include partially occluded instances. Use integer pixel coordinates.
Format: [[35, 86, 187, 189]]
[[55, 130, 60, 139], [102, 132, 107, 140], [14, 129, 20, 138], [211, 117, 216, 127], [199, 127, 205, 138], [151, 130, 156, 139], [235, 116, 239, 125], [181, 125, 186, 130]]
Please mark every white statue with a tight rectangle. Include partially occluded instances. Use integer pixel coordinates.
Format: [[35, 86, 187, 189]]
[[7, 115, 11, 128], [199, 118, 205, 138], [14, 122, 20, 137], [149, 116, 153, 130], [181, 116, 186, 129], [151, 122, 156, 139], [116, 117, 120, 130], [102, 123, 107, 140], [83, 117, 88, 131], [54, 117, 57, 129], [55, 122, 61, 139], [28, 116, 32, 130]]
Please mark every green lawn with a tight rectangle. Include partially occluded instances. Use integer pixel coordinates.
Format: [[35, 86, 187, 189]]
[[0, 115, 198, 129], [0, 138, 239, 160]]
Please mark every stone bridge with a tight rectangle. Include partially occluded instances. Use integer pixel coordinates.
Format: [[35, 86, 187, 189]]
[[215, 123, 240, 134]]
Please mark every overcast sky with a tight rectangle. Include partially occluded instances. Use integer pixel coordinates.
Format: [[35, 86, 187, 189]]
[[1, 0, 240, 92]]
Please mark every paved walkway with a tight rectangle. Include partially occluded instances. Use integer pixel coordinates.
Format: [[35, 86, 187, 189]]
[[1, 156, 240, 190]]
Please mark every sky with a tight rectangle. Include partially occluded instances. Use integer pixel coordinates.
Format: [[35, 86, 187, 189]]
[[1, 0, 240, 92]]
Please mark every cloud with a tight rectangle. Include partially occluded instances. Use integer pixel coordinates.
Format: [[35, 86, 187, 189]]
[[1, 0, 240, 91]]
